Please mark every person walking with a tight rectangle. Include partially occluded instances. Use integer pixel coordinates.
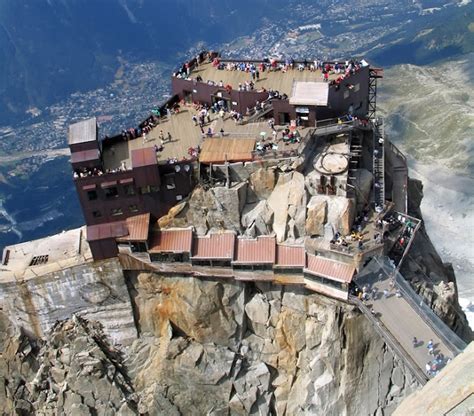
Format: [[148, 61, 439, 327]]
[[412, 336, 418, 348]]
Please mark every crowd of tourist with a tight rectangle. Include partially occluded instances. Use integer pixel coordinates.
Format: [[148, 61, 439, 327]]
[[73, 161, 131, 179]]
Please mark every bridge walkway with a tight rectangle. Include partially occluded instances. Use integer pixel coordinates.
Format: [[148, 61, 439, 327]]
[[353, 257, 466, 385]]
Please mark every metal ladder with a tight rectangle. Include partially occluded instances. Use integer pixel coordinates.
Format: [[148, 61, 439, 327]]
[[372, 118, 385, 211]]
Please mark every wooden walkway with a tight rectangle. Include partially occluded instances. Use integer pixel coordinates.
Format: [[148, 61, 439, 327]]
[[190, 62, 338, 96]]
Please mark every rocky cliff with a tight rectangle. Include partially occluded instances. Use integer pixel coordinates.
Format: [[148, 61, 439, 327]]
[[0, 173, 471, 415], [0, 276, 420, 415]]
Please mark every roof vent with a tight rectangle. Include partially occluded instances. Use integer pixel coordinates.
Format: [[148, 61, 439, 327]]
[[29, 255, 49, 266]]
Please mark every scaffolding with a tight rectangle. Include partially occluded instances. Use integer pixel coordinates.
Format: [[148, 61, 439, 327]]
[[368, 68, 383, 120]]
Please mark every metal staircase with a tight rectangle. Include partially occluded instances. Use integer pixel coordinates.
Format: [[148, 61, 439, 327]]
[[245, 102, 273, 123], [346, 130, 362, 198], [372, 117, 385, 211]]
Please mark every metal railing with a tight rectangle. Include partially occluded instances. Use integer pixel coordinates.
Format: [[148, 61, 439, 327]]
[[377, 258, 467, 355], [387, 141, 407, 164], [362, 257, 468, 356], [251, 148, 299, 161], [350, 295, 428, 385]]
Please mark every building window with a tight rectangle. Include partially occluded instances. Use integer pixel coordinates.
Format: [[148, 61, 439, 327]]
[[111, 208, 123, 216], [104, 186, 118, 198], [165, 174, 176, 190], [124, 184, 136, 196], [87, 190, 98, 200], [29, 255, 49, 266], [92, 210, 102, 218], [140, 186, 151, 194], [129, 204, 139, 213]]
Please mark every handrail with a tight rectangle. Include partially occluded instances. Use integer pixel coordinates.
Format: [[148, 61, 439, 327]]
[[350, 295, 428, 385], [251, 148, 298, 161], [376, 258, 467, 355], [387, 141, 407, 164], [395, 217, 422, 272]]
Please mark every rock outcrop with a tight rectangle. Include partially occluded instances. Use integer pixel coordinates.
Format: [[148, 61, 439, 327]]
[[119, 273, 419, 415], [0, 317, 138, 415], [0, 166, 472, 415], [0, 258, 136, 346], [267, 171, 307, 243], [401, 178, 473, 341]]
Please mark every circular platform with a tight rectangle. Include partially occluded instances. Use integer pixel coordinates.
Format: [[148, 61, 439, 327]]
[[314, 152, 349, 175]]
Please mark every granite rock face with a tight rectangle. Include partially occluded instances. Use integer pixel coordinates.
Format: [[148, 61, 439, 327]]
[[0, 317, 138, 415], [0, 258, 136, 346], [402, 178, 473, 341], [120, 273, 420, 415]]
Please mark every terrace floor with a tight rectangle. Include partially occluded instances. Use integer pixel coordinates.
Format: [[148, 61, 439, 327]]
[[189, 62, 339, 96], [102, 106, 311, 171]]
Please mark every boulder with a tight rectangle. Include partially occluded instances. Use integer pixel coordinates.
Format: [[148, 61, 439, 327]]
[[248, 167, 276, 202], [268, 172, 306, 243], [306, 198, 327, 236], [305, 194, 355, 236], [245, 293, 270, 325], [241, 201, 274, 237]]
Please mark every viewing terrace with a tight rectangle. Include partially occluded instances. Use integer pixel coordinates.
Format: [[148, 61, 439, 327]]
[[186, 60, 340, 96], [101, 104, 311, 172]]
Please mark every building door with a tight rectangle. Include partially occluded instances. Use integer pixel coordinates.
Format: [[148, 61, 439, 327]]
[[211, 94, 230, 110], [183, 90, 193, 104], [279, 112, 291, 125]]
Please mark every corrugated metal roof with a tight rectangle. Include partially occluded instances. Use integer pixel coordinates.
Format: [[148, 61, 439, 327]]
[[192, 232, 236, 259], [70, 149, 100, 164], [131, 147, 157, 168], [87, 221, 127, 242], [233, 236, 275, 264], [116, 213, 150, 243], [275, 244, 305, 268], [68, 118, 97, 145], [200, 138, 255, 164], [305, 254, 355, 283], [148, 228, 193, 253]]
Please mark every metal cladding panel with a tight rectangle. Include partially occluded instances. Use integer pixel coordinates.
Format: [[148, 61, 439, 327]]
[[275, 245, 305, 267], [89, 239, 119, 260], [87, 221, 127, 242], [289, 81, 329, 106], [116, 213, 150, 243], [70, 149, 100, 164], [305, 254, 355, 283], [233, 236, 276, 264], [131, 147, 157, 168], [133, 165, 161, 188], [68, 117, 97, 145], [192, 232, 236, 259], [149, 229, 193, 253]]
